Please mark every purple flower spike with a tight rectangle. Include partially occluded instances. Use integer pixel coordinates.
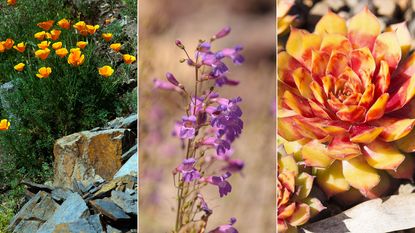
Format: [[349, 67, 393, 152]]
[[198, 42, 211, 52], [179, 115, 197, 139], [176, 158, 200, 182], [197, 193, 212, 215], [208, 218, 238, 233], [165, 72, 180, 86], [202, 172, 232, 197], [214, 26, 231, 40]]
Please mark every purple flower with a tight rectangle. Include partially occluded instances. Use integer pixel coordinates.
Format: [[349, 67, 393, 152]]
[[214, 26, 231, 40], [223, 159, 244, 173], [175, 158, 200, 182], [202, 172, 232, 197], [165, 72, 180, 86], [197, 193, 212, 215], [215, 75, 240, 87], [198, 42, 211, 52], [208, 218, 238, 233], [211, 97, 243, 143], [179, 115, 197, 139], [153, 79, 181, 92], [218, 46, 244, 65]]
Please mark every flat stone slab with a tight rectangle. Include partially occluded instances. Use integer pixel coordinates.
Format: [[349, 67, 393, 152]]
[[111, 190, 137, 215], [90, 198, 130, 221]]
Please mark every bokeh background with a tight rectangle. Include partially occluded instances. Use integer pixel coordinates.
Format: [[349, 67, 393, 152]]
[[139, 0, 276, 232]]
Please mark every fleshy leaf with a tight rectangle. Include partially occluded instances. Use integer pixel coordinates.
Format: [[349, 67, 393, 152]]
[[316, 161, 350, 197], [296, 172, 314, 199], [375, 117, 415, 142], [372, 32, 401, 69], [365, 93, 389, 122], [396, 129, 415, 153], [362, 139, 405, 170], [342, 157, 380, 196], [287, 203, 311, 226], [278, 153, 299, 176], [278, 117, 303, 141], [386, 21, 412, 57], [314, 11, 347, 36], [320, 34, 352, 55], [303, 197, 325, 218], [387, 154, 415, 181], [349, 125, 383, 144], [348, 7, 381, 50], [278, 51, 303, 88], [286, 27, 321, 69], [301, 140, 333, 168], [328, 136, 361, 160]]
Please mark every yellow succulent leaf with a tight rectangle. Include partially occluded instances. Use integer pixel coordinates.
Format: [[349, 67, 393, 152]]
[[362, 139, 405, 170], [301, 140, 333, 168], [342, 157, 380, 196], [316, 161, 350, 197]]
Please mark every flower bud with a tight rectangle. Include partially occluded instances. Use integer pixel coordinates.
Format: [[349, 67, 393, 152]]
[[165, 72, 180, 86], [175, 39, 184, 49], [213, 26, 231, 40]]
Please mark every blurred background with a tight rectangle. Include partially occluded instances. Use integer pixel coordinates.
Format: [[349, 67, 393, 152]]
[[139, 0, 276, 232]]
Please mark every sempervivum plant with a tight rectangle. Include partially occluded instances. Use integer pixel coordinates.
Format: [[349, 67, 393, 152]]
[[278, 146, 325, 233], [278, 8, 415, 199]]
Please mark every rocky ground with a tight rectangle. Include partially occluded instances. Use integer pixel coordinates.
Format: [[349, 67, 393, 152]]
[[7, 114, 138, 233]]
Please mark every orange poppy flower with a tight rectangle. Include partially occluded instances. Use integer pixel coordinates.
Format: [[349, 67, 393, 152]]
[[67, 49, 85, 66], [34, 31, 46, 40], [102, 33, 113, 42], [110, 43, 122, 52], [73, 21, 88, 36], [36, 67, 52, 78], [37, 20, 54, 31], [98, 65, 114, 77], [3, 38, 14, 50], [47, 29, 61, 41], [35, 48, 50, 60], [0, 119, 10, 130], [14, 63, 25, 72], [57, 18, 71, 30], [0, 43, 4, 53], [52, 42, 62, 50], [37, 41, 50, 49], [86, 25, 99, 35], [76, 41, 88, 49], [7, 0, 16, 5], [13, 42, 26, 53], [122, 54, 136, 64], [55, 48, 68, 58]]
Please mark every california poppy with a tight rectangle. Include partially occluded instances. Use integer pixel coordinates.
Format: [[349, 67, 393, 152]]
[[98, 65, 114, 77], [37, 20, 54, 31], [14, 63, 25, 72], [36, 67, 52, 78]]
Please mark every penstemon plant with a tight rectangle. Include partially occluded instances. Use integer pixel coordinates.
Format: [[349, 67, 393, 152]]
[[154, 26, 244, 233]]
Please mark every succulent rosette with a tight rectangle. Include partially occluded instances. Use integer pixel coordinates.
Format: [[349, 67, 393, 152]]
[[278, 8, 415, 198], [278, 148, 324, 233]]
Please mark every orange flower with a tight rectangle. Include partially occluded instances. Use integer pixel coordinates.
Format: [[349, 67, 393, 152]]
[[13, 42, 26, 53], [52, 42, 62, 50], [35, 48, 50, 60], [3, 38, 14, 50], [36, 67, 52, 78], [122, 54, 136, 64], [73, 21, 88, 36], [55, 48, 68, 58], [0, 43, 4, 53], [37, 41, 50, 49], [7, 0, 16, 6], [0, 119, 10, 130], [86, 25, 99, 35], [57, 18, 71, 30], [34, 31, 46, 40], [102, 33, 113, 42], [14, 63, 25, 72], [98, 65, 114, 77], [37, 20, 54, 31], [47, 29, 61, 41], [67, 49, 85, 66], [110, 43, 122, 52], [76, 41, 88, 49]]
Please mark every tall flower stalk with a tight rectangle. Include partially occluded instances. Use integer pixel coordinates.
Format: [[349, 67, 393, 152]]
[[154, 26, 244, 233]]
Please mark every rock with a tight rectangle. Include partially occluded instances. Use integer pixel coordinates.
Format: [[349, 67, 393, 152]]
[[51, 188, 73, 203], [111, 190, 137, 215], [106, 225, 123, 233], [9, 191, 59, 233], [92, 175, 136, 199], [87, 215, 104, 232], [122, 144, 137, 163], [36, 193, 89, 233], [53, 219, 97, 233], [327, 0, 345, 11], [90, 198, 130, 221], [21, 180, 53, 194], [374, 0, 396, 17], [114, 152, 138, 179], [308, 2, 329, 26], [107, 113, 137, 131], [53, 129, 133, 188]]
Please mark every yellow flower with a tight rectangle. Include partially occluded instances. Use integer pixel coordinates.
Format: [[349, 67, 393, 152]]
[[122, 54, 136, 64], [37, 41, 50, 49], [76, 41, 88, 49], [36, 67, 52, 78], [70, 48, 80, 53], [35, 48, 50, 60], [7, 0, 16, 5], [86, 25, 99, 35], [14, 63, 25, 72], [37, 20, 54, 31], [73, 21, 88, 36], [52, 42, 62, 50], [110, 43, 122, 52], [34, 31, 46, 40], [68, 49, 85, 66], [55, 48, 68, 58], [102, 33, 113, 42], [98, 65, 114, 77], [13, 42, 26, 53], [48, 29, 61, 41], [57, 18, 70, 30], [0, 119, 10, 130], [3, 38, 14, 50]]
